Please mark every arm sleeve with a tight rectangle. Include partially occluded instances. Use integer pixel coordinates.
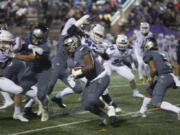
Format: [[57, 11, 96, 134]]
[[143, 52, 153, 64], [61, 18, 76, 36]]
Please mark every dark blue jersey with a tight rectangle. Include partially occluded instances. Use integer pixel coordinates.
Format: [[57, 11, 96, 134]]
[[67, 46, 104, 81], [143, 50, 173, 75]]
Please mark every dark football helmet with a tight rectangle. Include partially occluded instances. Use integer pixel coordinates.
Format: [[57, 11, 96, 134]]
[[31, 24, 48, 45]]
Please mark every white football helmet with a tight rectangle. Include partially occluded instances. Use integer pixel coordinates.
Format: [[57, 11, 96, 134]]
[[0, 30, 13, 52], [89, 24, 105, 44], [170, 35, 175, 41], [116, 34, 128, 51], [165, 35, 170, 40], [158, 33, 164, 39], [140, 22, 149, 35]]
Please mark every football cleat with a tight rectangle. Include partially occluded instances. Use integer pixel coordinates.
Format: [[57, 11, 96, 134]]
[[0, 100, 14, 109], [139, 79, 144, 84], [107, 106, 117, 126], [13, 113, 29, 122], [24, 107, 37, 117], [133, 90, 144, 98], [132, 112, 147, 118], [115, 107, 122, 113], [51, 96, 66, 108], [41, 108, 49, 122], [144, 77, 151, 84]]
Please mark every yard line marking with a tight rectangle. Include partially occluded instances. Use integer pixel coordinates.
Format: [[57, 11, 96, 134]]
[[10, 119, 95, 135], [13, 104, 180, 135]]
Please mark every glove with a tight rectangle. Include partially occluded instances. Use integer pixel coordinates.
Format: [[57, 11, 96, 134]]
[[28, 44, 43, 56], [71, 68, 83, 78], [67, 75, 76, 88], [32, 47, 44, 56], [75, 15, 90, 27]]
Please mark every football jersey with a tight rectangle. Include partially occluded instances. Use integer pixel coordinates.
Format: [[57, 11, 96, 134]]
[[157, 38, 166, 53], [133, 30, 153, 49], [105, 44, 133, 66], [143, 50, 173, 76], [28, 42, 51, 72], [67, 45, 104, 81]]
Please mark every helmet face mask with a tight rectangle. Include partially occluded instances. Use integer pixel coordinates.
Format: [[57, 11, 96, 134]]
[[64, 36, 79, 53], [116, 35, 128, 51], [90, 24, 104, 44], [142, 37, 157, 52], [140, 22, 149, 35]]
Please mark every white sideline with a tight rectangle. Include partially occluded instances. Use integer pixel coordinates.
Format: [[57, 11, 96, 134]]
[[11, 105, 173, 135]]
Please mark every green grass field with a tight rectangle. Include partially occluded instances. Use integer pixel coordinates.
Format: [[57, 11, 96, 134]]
[[1, 73, 180, 135]]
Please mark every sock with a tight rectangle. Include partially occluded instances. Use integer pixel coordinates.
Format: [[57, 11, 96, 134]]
[[55, 87, 74, 98], [102, 94, 118, 108], [0, 92, 13, 103], [14, 106, 21, 115], [139, 97, 152, 113], [160, 101, 180, 113], [133, 89, 138, 93], [24, 99, 35, 108], [102, 89, 109, 96]]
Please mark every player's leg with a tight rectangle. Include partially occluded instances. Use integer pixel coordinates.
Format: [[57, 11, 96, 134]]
[[51, 75, 83, 108], [0, 77, 29, 122], [24, 86, 38, 117], [0, 91, 14, 109], [102, 62, 121, 112], [102, 88, 122, 112], [152, 74, 180, 120], [132, 83, 154, 118], [114, 65, 144, 98], [82, 75, 116, 125], [36, 70, 51, 122]]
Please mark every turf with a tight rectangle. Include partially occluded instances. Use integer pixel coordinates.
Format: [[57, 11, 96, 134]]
[[1, 73, 180, 135]]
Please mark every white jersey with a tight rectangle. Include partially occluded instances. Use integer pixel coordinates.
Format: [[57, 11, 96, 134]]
[[133, 30, 153, 56], [168, 40, 178, 61], [81, 37, 112, 62], [157, 38, 166, 53], [105, 44, 133, 67]]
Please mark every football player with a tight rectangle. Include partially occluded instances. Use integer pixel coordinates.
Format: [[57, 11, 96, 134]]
[[4, 24, 51, 122], [129, 22, 153, 84], [0, 24, 14, 109], [168, 35, 179, 77], [0, 30, 38, 122], [103, 34, 144, 98], [157, 33, 165, 53], [63, 34, 117, 126], [133, 37, 180, 119]]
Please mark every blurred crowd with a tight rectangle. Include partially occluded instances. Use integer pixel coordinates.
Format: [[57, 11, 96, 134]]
[[0, 0, 127, 29], [126, 0, 180, 31]]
